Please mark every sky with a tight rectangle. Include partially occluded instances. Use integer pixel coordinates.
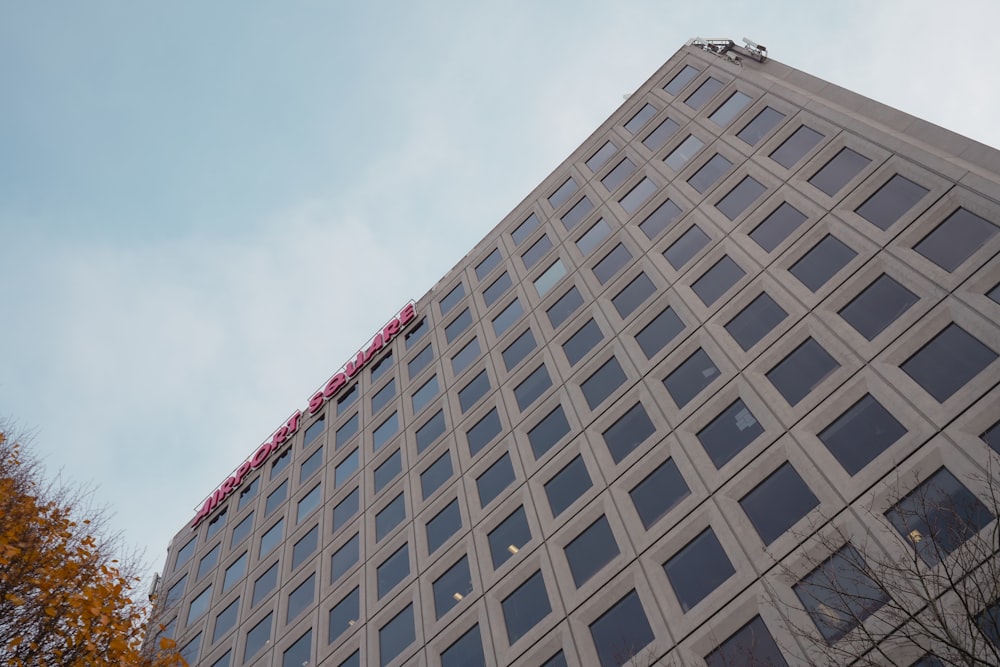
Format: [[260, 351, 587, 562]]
[[2, 0, 999, 584]]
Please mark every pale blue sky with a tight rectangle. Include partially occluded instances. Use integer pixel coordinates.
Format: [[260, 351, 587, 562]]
[[2, 0, 998, 580]]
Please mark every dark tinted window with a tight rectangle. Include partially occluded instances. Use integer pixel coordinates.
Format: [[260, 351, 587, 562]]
[[976, 601, 1000, 649], [687, 154, 733, 194], [407, 344, 433, 380], [808, 147, 871, 196], [416, 409, 446, 453], [374, 449, 402, 494], [404, 318, 427, 350], [901, 324, 997, 402], [750, 202, 808, 252], [565, 515, 619, 587], [663, 348, 720, 408], [375, 493, 405, 541], [488, 506, 531, 569], [329, 587, 359, 644], [334, 449, 359, 487], [705, 616, 788, 667], [581, 357, 627, 409], [528, 405, 571, 460], [433, 556, 473, 619], [576, 218, 612, 255], [477, 453, 515, 507], [643, 117, 680, 151], [636, 307, 684, 358], [286, 573, 315, 622], [685, 77, 724, 109], [624, 103, 657, 133], [855, 174, 928, 230], [252, 563, 278, 607], [548, 178, 578, 209], [515, 364, 552, 411], [378, 604, 415, 667], [439, 283, 465, 315], [291, 525, 318, 569], [231, 512, 254, 548], [265, 480, 288, 517], [639, 199, 682, 240], [602, 402, 656, 463], [332, 488, 359, 531], [466, 408, 502, 457], [483, 271, 512, 307], [243, 613, 273, 664], [337, 383, 358, 414], [726, 292, 787, 350], [426, 499, 462, 555], [601, 158, 636, 191], [512, 213, 540, 245], [709, 91, 752, 126], [371, 350, 393, 381], [619, 178, 658, 214], [664, 135, 704, 171], [793, 544, 887, 642], [541, 651, 568, 667], [789, 235, 856, 292], [839, 274, 918, 340], [376, 543, 409, 598], [983, 420, 1000, 455], [914, 207, 998, 272], [586, 141, 617, 172], [441, 625, 485, 667], [819, 394, 906, 475], [197, 544, 219, 581], [664, 527, 735, 611], [593, 243, 633, 284], [445, 308, 472, 344], [535, 261, 567, 298], [299, 446, 324, 484], [420, 451, 453, 500], [737, 107, 785, 145], [522, 235, 552, 269], [223, 552, 247, 592], [613, 273, 656, 318], [768, 338, 838, 406], [740, 463, 819, 544], [303, 414, 325, 449], [664, 225, 710, 270], [697, 399, 764, 468], [502, 570, 551, 643], [716, 176, 766, 220], [336, 413, 359, 449], [451, 338, 481, 375], [502, 329, 536, 371], [259, 519, 283, 558], [663, 64, 699, 95], [475, 248, 502, 281], [492, 298, 524, 336], [459, 370, 491, 413], [547, 287, 584, 328], [561, 197, 595, 231], [213, 598, 239, 643], [331, 533, 359, 582], [371, 378, 396, 414], [238, 477, 259, 511], [589, 591, 654, 667], [692, 255, 745, 306], [270, 447, 292, 480], [282, 637, 312, 667], [563, 319, 603, 365], [630, 458, 689, 529], [769, 125, 824, 169], [544, 455, 592, 517], [411, 374, 440, 413]]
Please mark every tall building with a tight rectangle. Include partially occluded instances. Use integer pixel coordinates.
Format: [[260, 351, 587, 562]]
[[153, 39, 1000, 667]]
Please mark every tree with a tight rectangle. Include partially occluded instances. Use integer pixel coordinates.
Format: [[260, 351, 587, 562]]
[[0, 422, 183, 667], [775, 463, 1000, 666]]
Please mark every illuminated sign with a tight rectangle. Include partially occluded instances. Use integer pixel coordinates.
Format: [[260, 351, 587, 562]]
[[192, 303, 417, 527]]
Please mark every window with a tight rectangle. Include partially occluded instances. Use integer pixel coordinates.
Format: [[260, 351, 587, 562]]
[[287, 573, 315, 622], [561, 196, 594, 231], [705, 616, 788, 667], [213, 598, 239, 643], [421, 450, 453, 500], [416, 409, 446, 453], [502, 329, 536, 371], [987, 282, 1000, 305], [545, 455, 591, 517], [548, 178, 578, 209], [488, 506, 531, 569], [576, 218, 612, 255], [914, 207, 998, 272], [602, 158, 636, 191], [197, 544, 220, 581], [665, 135, 705, 170], [697, 399, 764, 468], [639, 198, 682, 240], [582, 357, 627, 409], [296, 484, 321, 524], [636, 307, 684, 358], [238, 477, 259, 511], [243, 613, 272, 664], [593, 243, 632, 284], [252, 563, 278, 607], [901, 324, 997, 402], [187, 585, 212, 624], [475, 248, 502, 280], [741, 463, 819, 544], [563, 319, 603, 365], [885, 467, 993, 565], [587, 141, 617, 172], [726, 292, 787, 350], [291, 525, 318, 569], [769, 125, 824, 169], [300, 445, 324, 483], [432, 556, 473, 619], [492, 298, 523, 335], [983, 420, 1000, 455], [180, 634, 201, 666], [663, 224, 710, 270], [483, 271, 512, 306], [737, 106, 786, 146], [411, 374, 440, 412], [407, 344, 433, 379], [709, 91, 752, 126], [477, 453, 515, 507], [612, 273, 656, 318], [789, 235, 857, 292], [643, 117, 680, 151], [664, 527, 735, 611], [331, 534, 359, 582], [223, 552, 247, 592], [339, 650, 360, 667], [716, 176, 766, 220], [337, 383, 359, 415], [329, 586, 359, 644], [664, 64, 699, 95], [534, 260, 567, 297], [441, 625, 485, 667], [602, 402, 656, 463], [528, 405, 571, 459], [206, 507, 228, 540], [619, 177, 658, 214], [547, 286, 583, 328], [265, 480, 288, 517], [270, 446, 292, 479], [685, 77, 724, 109], [445, 308, 472, 343], [688, 154, 733, 194], [565, 515, 619, 587], [624, 103, 657, 133], [371, 378, 396, 414], [466, 408, 502, 457], [427, 499, 462, 555], [768, 338, 839, 406], [373, 412, 399, 450], [589, 590, 655, 667], [332, 488, 359, 531], [512, 213, 540, 245], [374, 449, 402, 494], [335, 449, 359, 487], [977, 600, 1000, 649], [502, 570, 551, 643], [259, 519, 283, 558], [377, 543, 410, 598], [839, 274, 918, 340], [336, 413, 359, 449], [541, 651, 568, 667], [282, 630, 311, 667], [378, 604, 415, 667], [375, 493, 405, 541], [663, 348, 720, 408], [459, 370, 491, 413], [808, 147, 871, 196], [522, 234, 553, 269], [855, 174, 928, 230], [439, 283, 465, 315], [692, 255, 745, 306], [793, 544, 888, 643], [630, 458, 689, 529], [750, 201, 808, 252], [231, 512, 253, 548], [303, 414, 325, 448], [515, 364, 552, 411]]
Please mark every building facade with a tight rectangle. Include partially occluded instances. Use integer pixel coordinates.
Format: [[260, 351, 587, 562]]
[[154, 39, 1000, 667]]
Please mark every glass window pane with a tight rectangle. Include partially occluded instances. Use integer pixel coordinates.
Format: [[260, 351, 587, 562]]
[[337, 383, 359, 415], [692, 255, 745, 306], [332, 487, 359, 532], [377, 543, 409, 598], [901, 324, 997, 402], [619, 178, 658, 214], [512, 213, 540, 245], [331, 533, 359, 582], [665, 135, 704, 171], [602, 158, 637, 191], [223, 552, 247, 592], [300, 445, 324, 483], [374, 449, 402, 494], [565, 515, 619, 587], [231, 512, 254, 549], [502, 570, 551, 643], [459, 370, 491, 413], [466, 408, 502, 457], [197, 544, 220, 581], [475, 248, 502, 281], [303, 414, 325, 449], [612, 273, 656, 318], [769, 125, 824, 169], [445, 308, 472, 343], [252, 563, 278, 607], [635, 307, 684, 358], [643, 117, 681, 151], [664, 225, 710, 270], [421, 450, 453, 500], [441, 625, 485, 667], [982, 420, 1000, 455], [375, 493, 405, 542], [593, 244, 633, 285], [630, 458, 689, 529], [808, 147, 871, 196], [439, 283, 465, 315], [767, 338, 838, 406], [664, 527, 735, 611], [576, 218, 612, 255], [819, 394, 907, 475], [407, 344, 433, 380], [291, 525, 318, 569], [663, 348, 720, 408], [705, 616, 788, 667], [523, 234, 553, 269], [336, 413, 359, 449], [587, 141, 617, 172], [709, 91, 752, 126], [427, 499, 462, 555], [624, 103, 657, 133], [725, 292, 787, 350], [789, 235, 857, 292], [685, 77, 724, 109], [282, 629, 312, 667], [265, 480, 288, 517], [371, 378, 396, 414], [329, 587, 359, 644], [697, 399, 764, 468], [335, 449, 359, 487], [433, 556, 473, 619], [602, 402, 656, 463], [561, 196, 595, 231], [737, 106, 786, 146], [664, 64, 699, 95], [716, 176, 766, 220], [563, 319, 603, 366], [259, 519, 283, 558], [502, 329, 536, 371], [412, 374, 441, 413], [688, 154, 733, 194], [544, 455, 592, 517], [187, 585, 212, 624], [535, 260, 567, 297], [416, 409, 446, 453], [477, 452, 515, 508], [839, 274, 918, 340], [639, 198, 682, 240], [740, 463, 819, 544], [581, 357, 627, 409], [493, 298, 524, 335], [378, 604, 415, 667], [286, 573, 315, 622], [404, 318, 427, 350], [238, 478, 259, 511], [547, 286, 583, 328], [488, 506, 531, 569], [213, 598, 239, 643], [589, 591, 655, 667], [483, 271, 512, 306], [528, 405, 571, 459], [750, 202, 808, 252], [244, 613, 273, 664], [548, 178, 578, 209], [514, 364, 552, 411], [855, 174, 928, 230], [452, 337, 481, 375], [914, 207, 998, 272]]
